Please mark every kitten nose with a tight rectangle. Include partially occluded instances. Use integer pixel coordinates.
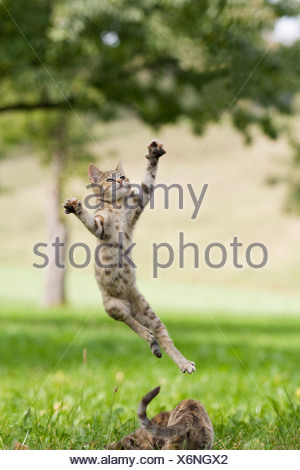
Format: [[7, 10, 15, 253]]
[[117, 179, 122, 185]]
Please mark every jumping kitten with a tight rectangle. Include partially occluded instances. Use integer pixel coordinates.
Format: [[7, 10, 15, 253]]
[[63, 140, 195, 374], [108, 386, 214, 450]]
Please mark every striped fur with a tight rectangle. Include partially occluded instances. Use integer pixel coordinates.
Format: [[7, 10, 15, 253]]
[[108, 386, 214, 450], [63, 140, 195, 374]]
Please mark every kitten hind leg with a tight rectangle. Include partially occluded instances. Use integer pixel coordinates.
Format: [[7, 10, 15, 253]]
[[103, 296, 161, 358], [154, 321, 195, 373], [131, 292, 196, 374]]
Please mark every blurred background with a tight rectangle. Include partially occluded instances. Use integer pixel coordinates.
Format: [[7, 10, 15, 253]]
[[0, 0, 299, 450], [1, 0, 300, 314]]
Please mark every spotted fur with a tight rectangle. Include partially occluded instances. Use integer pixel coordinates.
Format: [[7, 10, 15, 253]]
[[63, 140, 195, 374], [108, 386, 213, 450]]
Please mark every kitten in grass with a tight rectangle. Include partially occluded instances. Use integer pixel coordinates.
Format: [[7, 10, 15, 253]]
[[108, 386, 213, 450], [63, 140, 195, 374]]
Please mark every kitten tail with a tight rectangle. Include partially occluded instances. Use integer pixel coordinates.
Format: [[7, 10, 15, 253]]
[[138, 386, 185, 439], [138, 386, 161, 427]]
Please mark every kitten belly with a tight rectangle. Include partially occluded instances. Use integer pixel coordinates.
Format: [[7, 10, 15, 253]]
[[94, 243, 135, 298]]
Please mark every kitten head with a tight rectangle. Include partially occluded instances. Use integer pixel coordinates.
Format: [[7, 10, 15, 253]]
[[88, 160, 130, 202]]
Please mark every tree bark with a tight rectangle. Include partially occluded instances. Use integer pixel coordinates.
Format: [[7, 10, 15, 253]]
[[43, 117, 68, 306]]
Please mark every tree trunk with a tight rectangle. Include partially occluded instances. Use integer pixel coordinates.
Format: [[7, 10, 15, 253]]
[[43, 118, 68, 306]]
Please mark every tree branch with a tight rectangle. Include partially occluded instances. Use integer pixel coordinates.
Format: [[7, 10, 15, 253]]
[[0, 100, 75, 113]]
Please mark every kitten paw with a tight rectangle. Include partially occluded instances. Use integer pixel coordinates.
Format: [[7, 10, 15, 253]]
[[150, 340, 162, 358], [146, 139, 166, 159], [181, 361, 196, 374], [63, 197, 82, 215]]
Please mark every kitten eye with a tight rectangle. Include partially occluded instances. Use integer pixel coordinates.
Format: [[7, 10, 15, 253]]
[[106, 178, 113, 182], [120, 176, 126, 180]]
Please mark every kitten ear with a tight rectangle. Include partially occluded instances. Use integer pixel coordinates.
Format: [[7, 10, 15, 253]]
[[88, 163, 102, 183], [115, 160, 124, 174]]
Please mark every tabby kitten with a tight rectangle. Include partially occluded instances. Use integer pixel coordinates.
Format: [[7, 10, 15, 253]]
[[108, 386, 214, 450], [63, 140, 195, 374]]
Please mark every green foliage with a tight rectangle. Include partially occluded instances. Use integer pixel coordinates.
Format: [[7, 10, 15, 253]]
[[0, 110, 95, 181], [0, 301, 299, 449], [0, 0, 300, 138]]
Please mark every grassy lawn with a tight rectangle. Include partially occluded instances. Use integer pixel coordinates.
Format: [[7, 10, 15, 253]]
[[0, 300, 299, 450]]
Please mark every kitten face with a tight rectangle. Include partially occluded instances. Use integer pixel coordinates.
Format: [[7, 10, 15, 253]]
[[99, 169, 131, 202], [88, 161, 131, 202]]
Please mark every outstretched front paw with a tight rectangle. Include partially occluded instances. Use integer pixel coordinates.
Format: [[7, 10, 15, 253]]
[[146, 139, 166, 159], [63, 197, 82, 215], [180, 360, 196, 374]]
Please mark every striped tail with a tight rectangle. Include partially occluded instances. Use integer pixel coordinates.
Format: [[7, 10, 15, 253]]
[[138, 387, 185, 439]]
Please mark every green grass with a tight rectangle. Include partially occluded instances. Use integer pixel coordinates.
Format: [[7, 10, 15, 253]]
[[0, 300, 299, 450]]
